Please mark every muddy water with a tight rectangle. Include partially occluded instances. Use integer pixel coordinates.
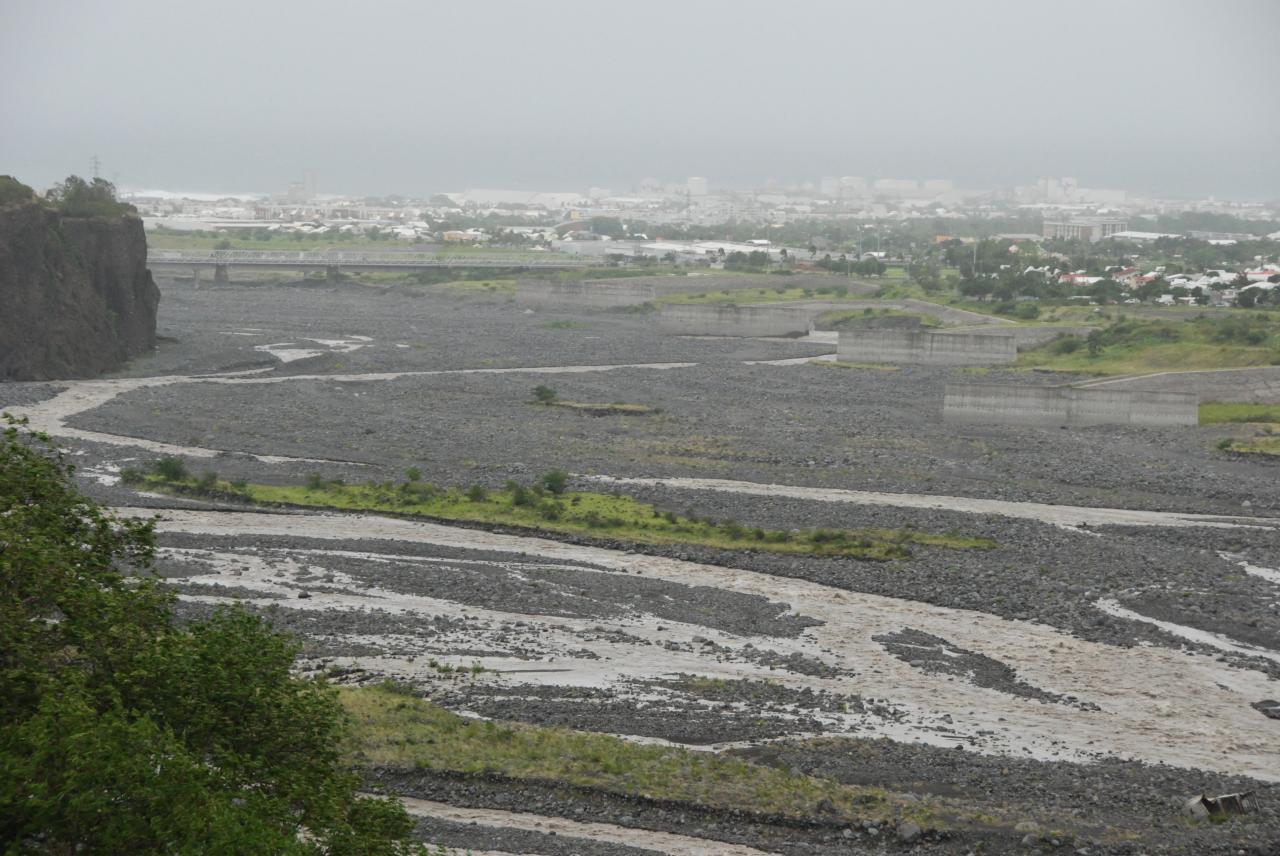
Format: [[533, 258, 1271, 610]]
[[391, 796, 783, 856], [1095, 598, 1280, 665], [128, 507, 1280, 781]]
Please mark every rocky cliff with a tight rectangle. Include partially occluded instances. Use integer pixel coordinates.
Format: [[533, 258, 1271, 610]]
[[0, 200, 159, 380]]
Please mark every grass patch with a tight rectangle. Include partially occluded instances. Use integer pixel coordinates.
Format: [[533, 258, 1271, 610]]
[[436, 278, 516, 295], [1018, 316, 1280, 375], [543, 400, 661, 416], [818, 309, 941, 329], [658, 285, 857, 306], [542, 319, 590, 329], [813, 360, 899, 371], [341, 683, 919, 826], [141, 472, 994, 561], [1218, 435, 1280, 457], [1200, 402, 1280, 424]]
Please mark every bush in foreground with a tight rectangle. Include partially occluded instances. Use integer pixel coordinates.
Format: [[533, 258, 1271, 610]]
[[0, 415, 423, 854]]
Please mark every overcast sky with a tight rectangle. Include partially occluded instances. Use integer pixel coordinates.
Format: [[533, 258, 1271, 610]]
[[3, 0, 1278, 199]]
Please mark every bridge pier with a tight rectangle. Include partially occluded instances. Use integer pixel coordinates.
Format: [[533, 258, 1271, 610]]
[[213, 264, 230, 285], [325, 265, 342, 283], [191, 267, 202, 288]]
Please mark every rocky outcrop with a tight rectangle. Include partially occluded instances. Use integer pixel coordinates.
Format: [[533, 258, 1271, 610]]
[[0, 200, 159, 380]]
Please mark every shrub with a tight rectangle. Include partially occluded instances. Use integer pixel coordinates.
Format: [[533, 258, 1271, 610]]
[[541, 469, 569, 495], [0, 416, 421, 853], [538, 501, 563, 521], [466, 484, 488, 502], [1216, 438, 1236, 450], [405, 467, 421, 482], [118, 467, 144, 485], [663, 511, 678, 524], [533, 385, 557, 404], [1051, 336, 1084, 355], [196, 470, 218, 492], [510, 484, 534, 507], [305, 472, 325, 490], [151, 456, 187, 481], [0, 175, 35, 207]]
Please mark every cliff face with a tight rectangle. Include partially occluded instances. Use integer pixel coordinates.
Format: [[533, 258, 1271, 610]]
[[0, 201, 160, 380]]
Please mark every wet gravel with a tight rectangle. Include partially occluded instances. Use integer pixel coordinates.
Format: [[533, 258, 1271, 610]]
[[57, 278, 1280, 517], [735, 738, 1280, 855], [11, 276, 1280, 856], [410, 814, 666, 856]]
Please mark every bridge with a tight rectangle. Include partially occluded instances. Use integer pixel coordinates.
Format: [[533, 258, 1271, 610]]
[[146, 249, 596, 282]]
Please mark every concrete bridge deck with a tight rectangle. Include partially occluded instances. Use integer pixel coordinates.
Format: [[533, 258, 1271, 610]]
[[147, 249, 595, 281]]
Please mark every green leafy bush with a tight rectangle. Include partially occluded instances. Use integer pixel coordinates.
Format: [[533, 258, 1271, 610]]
[[541, 469, 569, 495], [0, 416, 421, 854], [152, 456, 188, 481], [0, 175, 35, 207]]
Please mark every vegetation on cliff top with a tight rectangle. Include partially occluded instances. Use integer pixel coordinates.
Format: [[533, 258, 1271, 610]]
[[0, 174, 136, 217]]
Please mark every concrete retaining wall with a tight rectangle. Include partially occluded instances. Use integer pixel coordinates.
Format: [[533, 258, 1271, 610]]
[[1077, 367, 1280, 404], [838, 330, 1016, 365], [517, 274, 876, 309], [515, 279, 657, 309], [948, 325, 1094, 350], [656, 303, 820, 337], [814, 299, 1012, 327], [944, 384, 1198, 427]]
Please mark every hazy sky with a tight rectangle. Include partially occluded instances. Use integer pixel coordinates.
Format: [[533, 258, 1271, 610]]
[[3, 0, 1278, 199]]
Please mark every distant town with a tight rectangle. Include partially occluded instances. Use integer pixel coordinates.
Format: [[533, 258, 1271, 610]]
[[125, 173, 1280, 309]]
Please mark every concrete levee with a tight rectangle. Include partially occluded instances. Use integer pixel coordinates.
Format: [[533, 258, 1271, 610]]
[[944, 384, 1198, 427], [838, 330, 1016, 365], [515, 279, 658, 309], [944, 325, 1094, 350], [656, 303, 820, 337], [821, 299, 1013, 327], [517, 274, 876, 310], [1077, 367, 1280, 404]]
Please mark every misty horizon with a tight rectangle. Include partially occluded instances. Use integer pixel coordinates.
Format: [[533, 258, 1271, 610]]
[[4, 0, 1279, 200]]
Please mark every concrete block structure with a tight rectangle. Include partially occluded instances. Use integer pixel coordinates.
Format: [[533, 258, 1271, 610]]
[[951, 326, 1094, 350], [656, 304, 819, 337], [838, 330, 1016, 365], [515, 279, 657, 309], [943, 384, 1198, 427], [516, 274, 875, 311]]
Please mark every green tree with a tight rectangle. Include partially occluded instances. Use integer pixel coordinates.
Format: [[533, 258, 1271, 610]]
[[533, 385, 558, 404], [0, 175, 35, 207], [0, 416, 422, 854], [45, 175, 136, 218]]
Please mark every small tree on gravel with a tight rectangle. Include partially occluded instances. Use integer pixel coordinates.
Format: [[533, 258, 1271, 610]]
[[532, 385, 557, 404], [466, 484, 488, 502], [541, 470, 569, 496], [405, 467, 421, 483], [151, 456, 187, 481]]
